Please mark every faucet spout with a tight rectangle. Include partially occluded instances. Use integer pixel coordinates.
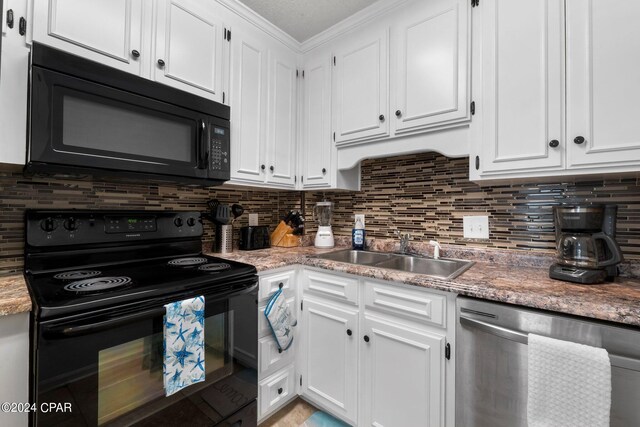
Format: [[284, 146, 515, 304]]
[[395, 231, 412, 254], [429, 240, 442, 259]]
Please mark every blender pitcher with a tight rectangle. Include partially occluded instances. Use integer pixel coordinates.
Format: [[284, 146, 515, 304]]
[[313, 201, 334, 248]]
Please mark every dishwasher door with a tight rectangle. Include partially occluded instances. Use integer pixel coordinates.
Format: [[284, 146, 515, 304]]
[[456, 297, 640, 427]]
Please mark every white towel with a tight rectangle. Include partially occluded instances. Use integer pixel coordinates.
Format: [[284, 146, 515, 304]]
[[527, 333, 611, 427]]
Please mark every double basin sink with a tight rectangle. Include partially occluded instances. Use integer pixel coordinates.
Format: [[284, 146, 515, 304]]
[[311, 249, 474, 280]]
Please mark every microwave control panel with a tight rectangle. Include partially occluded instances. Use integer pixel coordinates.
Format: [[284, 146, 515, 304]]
[[210, 126, 229, 172]]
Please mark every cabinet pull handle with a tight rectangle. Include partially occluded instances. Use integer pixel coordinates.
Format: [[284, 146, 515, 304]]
[[549, 139, 559, 148], [18, 17, 26, 36], [131, 49, 140, 59], [322, 168, 326, 174], [346, 329, 352, 336], [379, 114, 385, 121], [6, 9, 13, 29], [363, 335, 370, 343], [574, 136, 585, 145], [395, 110, 402, 117], [270, 165, 275, 172], [277, 387, 283, 395], [157, 59, 166, 67]]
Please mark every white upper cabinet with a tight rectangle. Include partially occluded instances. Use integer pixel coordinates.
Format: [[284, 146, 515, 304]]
[[32, 0, 144, 75], [153, 0, 225, 102], [229, 25, 268, 185], [332, 26, 389, 144], [566, 0, 640, 170], [301, 53, 333, 188], [265, 47, 297, 187], [473, 0, 565, 176], [392, 0, 469, 134]]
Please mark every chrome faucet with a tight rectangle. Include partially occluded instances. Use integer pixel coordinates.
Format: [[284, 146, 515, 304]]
[[429, 240, 442, 259], [395, 231, 412, 254]]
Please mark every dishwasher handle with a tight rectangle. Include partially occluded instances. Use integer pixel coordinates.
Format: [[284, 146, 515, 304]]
[[459, 314, 640, 371]]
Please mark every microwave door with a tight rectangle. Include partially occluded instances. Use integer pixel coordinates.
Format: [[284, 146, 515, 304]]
[[30, 67, 208, 180]]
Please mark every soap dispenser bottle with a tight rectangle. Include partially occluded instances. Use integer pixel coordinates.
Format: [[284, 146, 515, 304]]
[[352, 217, 365, 250]]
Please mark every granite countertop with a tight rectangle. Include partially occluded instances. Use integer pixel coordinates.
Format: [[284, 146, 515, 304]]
[[210, 243, 640, 328], [0, 274, 31, 316]]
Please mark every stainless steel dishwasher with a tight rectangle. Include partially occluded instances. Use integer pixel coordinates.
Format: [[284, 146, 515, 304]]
[[456, 296, 640, 427]]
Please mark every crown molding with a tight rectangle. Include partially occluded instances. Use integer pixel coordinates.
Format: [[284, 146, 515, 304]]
[[215, 0, 301, 52], [300, 0, 410, 53]]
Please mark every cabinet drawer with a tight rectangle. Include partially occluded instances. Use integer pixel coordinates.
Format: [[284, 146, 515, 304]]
[[258, 296, 296, 338], [258, 365, 296, 420], [363, 280, 446, 327], [259, 269, 296, 302], [258, 335, 295, 378], [303, 269, 359, 305]]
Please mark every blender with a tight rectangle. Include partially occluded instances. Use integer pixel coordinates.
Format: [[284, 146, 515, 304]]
[[313, 201, 335, 248]]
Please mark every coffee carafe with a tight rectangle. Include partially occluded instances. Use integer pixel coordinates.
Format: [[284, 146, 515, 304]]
[[549, 204, 624, 284]]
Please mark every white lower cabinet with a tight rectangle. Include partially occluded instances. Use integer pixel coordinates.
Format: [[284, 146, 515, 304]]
[[258, 364, 296, 419], [0, 312, 29, 427]]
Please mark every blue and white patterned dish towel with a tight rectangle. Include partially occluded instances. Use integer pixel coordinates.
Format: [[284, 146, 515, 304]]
[[264, 288, 297, 351], [163, 296, 206, 396]]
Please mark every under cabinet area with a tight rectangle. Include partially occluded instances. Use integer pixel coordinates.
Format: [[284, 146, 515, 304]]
[[32, 0, 228, 102], [471, 0, 640, 181]]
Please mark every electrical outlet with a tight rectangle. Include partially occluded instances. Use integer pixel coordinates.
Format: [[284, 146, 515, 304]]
[[463, 215, 489, 239], [354, 214, 365, 228], [248, 213, 259, 226]]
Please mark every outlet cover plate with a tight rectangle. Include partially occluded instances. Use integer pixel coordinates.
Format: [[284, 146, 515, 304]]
[[463, 216, 489, 239], [354, 214, 365, 228], [248, 213, 259, 226]]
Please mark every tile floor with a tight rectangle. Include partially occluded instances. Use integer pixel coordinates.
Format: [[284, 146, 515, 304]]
[[259, 398, 317, 427]]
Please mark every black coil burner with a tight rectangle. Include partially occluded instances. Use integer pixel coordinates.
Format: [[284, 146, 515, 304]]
[[63, 277, 132, 293], [198, 263, 231, 273], [167, 257, 208, 267]]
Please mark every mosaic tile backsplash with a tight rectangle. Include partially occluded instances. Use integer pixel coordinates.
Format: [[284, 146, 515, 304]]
[[0, 170, 298, 274], [305, 152, 640, 260]]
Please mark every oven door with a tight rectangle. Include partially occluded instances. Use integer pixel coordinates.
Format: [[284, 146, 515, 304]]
[[29, 65, 225, 182], [33, 283, 258, 426]]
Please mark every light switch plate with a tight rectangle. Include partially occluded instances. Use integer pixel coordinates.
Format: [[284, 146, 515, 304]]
[[248, 213, 259, 226], [463, 216, 489, 239], [354, 214, 365, 228]]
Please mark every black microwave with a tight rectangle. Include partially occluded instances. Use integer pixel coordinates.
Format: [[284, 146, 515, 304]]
[[27, 43, 230, 185]]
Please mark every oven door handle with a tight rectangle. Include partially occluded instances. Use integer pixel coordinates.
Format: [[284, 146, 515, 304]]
[[43, 282, 258, 338]]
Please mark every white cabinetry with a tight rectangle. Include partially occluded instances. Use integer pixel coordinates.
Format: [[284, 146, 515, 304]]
[[471, 0, 640, 181], [392, 0, 469, 134], [32, 0, 227, 102], [332, 26, 389, 144], [0, 312, 29, 427], [228, 25, 297, 189], [0, 0, 29, 165], [257, 268, 298, 422]]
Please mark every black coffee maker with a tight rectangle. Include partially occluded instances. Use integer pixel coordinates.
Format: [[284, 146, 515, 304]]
[[549, 204, 624, 284]]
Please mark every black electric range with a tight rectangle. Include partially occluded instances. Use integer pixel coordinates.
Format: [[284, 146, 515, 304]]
[[24, 210, 259, 426]]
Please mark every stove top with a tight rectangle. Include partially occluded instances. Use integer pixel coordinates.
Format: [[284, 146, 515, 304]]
[[24, 210, 257, 320]]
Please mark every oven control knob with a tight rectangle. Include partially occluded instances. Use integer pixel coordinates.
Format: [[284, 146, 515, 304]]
[[187, 217, 196, 227], [40, 217, 57, 232], [174, 218, 184, 227], [64, 217, 78, 231]]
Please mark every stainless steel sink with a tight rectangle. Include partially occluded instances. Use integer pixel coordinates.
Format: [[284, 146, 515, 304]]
[[312, 249, 474, 279], [312, 249, 393, 265], [373, 255, 473, 280]]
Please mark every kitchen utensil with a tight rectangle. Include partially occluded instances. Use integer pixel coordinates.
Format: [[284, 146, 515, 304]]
[[207, 199, 219, 213], [215, 204, 231, 225], [231, 204, 244, 223]]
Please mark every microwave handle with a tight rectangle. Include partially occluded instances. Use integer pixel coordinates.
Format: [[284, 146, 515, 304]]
[[196, 119, 208, 169]]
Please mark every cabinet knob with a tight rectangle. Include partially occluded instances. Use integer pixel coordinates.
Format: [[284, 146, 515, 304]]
[[278, 282, 283, 289], [277, 387, 283, 395], [131, 49, 140, 59], [322, 168, 327, 174], [278, 348, 282, 354], [261, 164, 266, 171], [395, 110, 402, 117], [270, 165, 275, 172], [574, 136, 585, 145], [346, 329, 352, 336], [157, 59, 166, 67], [363, 335, 370, 343], [379, 114, 385, 121], [549, 139, 559, 148]]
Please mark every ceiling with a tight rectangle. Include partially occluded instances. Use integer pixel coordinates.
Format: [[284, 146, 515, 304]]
[[238, 0, 378, 42]]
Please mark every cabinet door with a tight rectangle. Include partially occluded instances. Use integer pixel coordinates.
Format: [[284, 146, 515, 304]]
[[265, 47, 297, 187], [229, 26, 269, 184], [393, 0, 469, 134], [32, 0, 143, 75], [153, 0, 225, 102], [300, 298, 358, 425], [566, 0, 640, 169], [333, 26, 389, 143], [361, 315, 445, 427], [301, 54, 332, 188], [476, 0, 565, 175]]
